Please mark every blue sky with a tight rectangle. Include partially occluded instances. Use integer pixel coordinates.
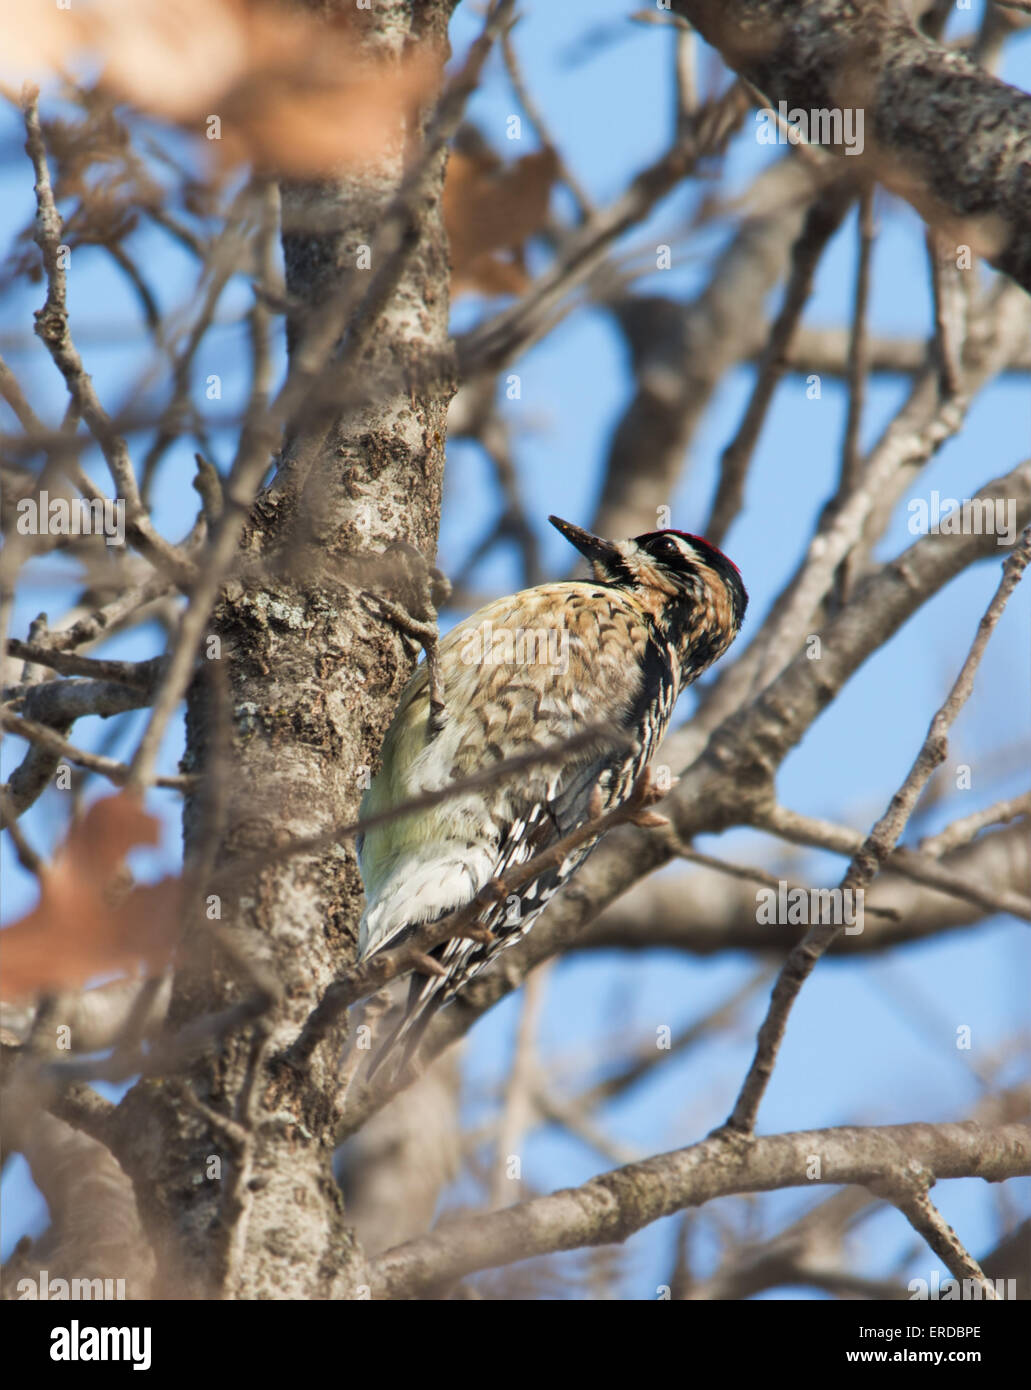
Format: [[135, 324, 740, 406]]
[[2, 1, 1029, 1295]]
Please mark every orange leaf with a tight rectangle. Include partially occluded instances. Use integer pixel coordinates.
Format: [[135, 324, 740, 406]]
[[1, 0, 442, 177], [1, 794, 181, 1001], [445, 144, 558, 297]]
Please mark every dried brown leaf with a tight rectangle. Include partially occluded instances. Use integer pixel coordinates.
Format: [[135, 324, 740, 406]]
[[1, 0, 442, 177], [444, 145, 558, 296], [1, 794, 181, 1001]]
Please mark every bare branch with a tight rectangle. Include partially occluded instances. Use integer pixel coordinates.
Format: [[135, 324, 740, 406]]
[[22, 91, 198, 590], [4, 640, 163, 689], [672, 0, 1031, 292], [1, 710, 191, 792], [920, 792, 1031, 859], [369, 1119, 1031, 1298], [727, 529, 1031, 1133], [875, 1170, 999, 1300], [751, 804, 1031, 924], [583, 823, 1030, 957]]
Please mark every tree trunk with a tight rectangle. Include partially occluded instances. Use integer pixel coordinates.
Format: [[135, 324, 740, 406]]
[[113, 0, 456, 1300]]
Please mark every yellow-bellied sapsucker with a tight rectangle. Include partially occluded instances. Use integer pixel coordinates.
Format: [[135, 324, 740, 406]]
[[357, 516, 747, 1075]]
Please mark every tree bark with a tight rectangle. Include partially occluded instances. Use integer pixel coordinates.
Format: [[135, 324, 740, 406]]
[[673, 0, 1031, 292], [113, 0, 456, 1299]]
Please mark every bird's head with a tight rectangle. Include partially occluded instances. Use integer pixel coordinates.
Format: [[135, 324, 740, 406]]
[[549, 515, 747, 677]]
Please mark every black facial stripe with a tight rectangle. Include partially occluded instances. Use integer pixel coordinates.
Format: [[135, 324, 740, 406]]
[[600, 552, 639, 587], [639, 532, 748, 628]]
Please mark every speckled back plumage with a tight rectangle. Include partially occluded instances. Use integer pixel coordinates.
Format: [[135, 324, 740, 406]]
[[357, 517, 747, 1075]]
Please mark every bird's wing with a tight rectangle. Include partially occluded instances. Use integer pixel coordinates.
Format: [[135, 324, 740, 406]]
[[358, 584, 665, 950], [359, 584, 676, 1077]]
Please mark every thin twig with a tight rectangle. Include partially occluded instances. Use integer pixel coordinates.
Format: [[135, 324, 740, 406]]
[[677, 843, 900, 920], [501, 27, 593, 220], [831, 186, 876, 603], [874, 1168, 999, 1299], [726, 528, 1031, 1133], [457, 83, 749, 377], [366, 592, 448, 739], [927, 227, 966, 400], [919, 792, 1031, 859], [1, 710, 192, 791], [706, 180, 855, 545], [575, 967, 776, 1110], [0, 785, 46, 878], [4, 640, 163, 689], [21, 90, 197, 591], [491, 963, 551, 1208], [43, 575, 174, 654], [750, 803, 1031, 924]]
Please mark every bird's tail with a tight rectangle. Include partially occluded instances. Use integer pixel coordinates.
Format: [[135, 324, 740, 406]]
[[364, 972, 444, 1084]]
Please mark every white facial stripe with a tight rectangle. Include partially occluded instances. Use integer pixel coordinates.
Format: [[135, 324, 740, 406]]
[[648, 534, 697, 565]]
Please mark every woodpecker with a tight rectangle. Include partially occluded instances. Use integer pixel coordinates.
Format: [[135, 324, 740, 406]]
[[357, 515, 747, 1076]]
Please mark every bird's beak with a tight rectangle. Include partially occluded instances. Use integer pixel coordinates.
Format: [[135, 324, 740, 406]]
[[548, 516, 622, 573]]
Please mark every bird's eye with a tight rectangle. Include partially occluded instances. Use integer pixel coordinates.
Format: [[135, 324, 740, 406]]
[[659, 537, 681, 556]]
